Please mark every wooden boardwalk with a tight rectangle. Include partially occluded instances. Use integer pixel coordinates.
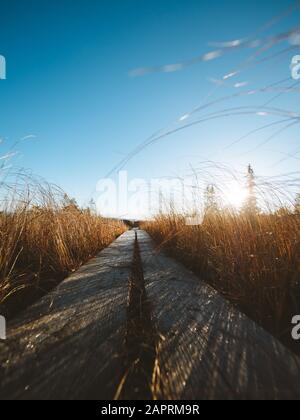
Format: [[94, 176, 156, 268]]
[[138, 231, 300, 400], [0, 230, 300, 400]]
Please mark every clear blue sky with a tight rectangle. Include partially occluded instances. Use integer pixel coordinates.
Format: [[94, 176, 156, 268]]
[[0, 0, 299, 210]]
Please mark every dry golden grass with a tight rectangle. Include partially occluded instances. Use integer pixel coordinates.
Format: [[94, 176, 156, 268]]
[[0, 177, 126, 314], [144, 209, 300, 341]]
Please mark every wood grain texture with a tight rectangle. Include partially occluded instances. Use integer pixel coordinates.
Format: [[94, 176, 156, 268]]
[[137, 230, 300, 400], [0, 231, 135, 400]]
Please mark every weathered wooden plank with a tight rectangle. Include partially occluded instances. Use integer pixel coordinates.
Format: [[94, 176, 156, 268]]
[[137, 230, 300, 400], [0, 230, 135, 400]]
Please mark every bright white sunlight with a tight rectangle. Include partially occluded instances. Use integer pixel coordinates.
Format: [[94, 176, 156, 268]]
[[224, 182, 249, 209], [0, 0, 300, 404]]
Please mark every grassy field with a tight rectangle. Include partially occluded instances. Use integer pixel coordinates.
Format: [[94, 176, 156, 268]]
[[0, 176, 126, 317], [144, 207, 300, 350]]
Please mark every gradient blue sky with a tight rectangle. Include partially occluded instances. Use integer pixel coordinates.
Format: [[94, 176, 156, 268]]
[[0, 0, 299, 208]]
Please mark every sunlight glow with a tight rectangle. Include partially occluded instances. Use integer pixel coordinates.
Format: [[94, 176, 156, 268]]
[[224, 183, 248, 209]]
